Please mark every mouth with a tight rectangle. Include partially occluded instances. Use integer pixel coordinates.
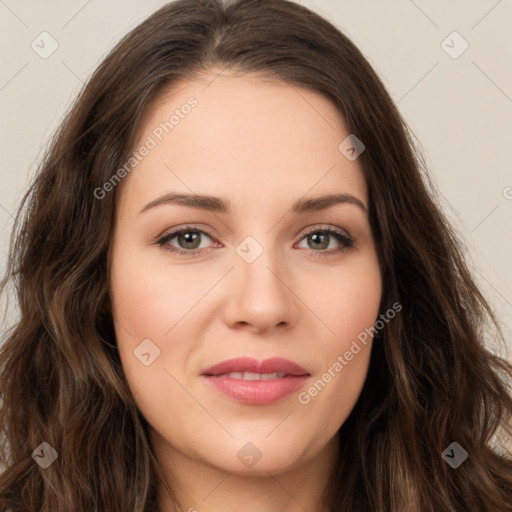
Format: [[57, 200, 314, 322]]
[[201, 357, 311, 405], [211, 371, 289, 380]]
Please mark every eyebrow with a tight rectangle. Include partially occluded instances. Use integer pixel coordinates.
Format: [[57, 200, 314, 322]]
[[139, 192, 368, 215]]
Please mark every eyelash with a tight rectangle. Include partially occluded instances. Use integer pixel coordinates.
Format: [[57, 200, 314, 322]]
[[155, 224, 354, 258]]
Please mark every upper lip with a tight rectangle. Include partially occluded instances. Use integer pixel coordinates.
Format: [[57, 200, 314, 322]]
[[201, 357, 310, 376]]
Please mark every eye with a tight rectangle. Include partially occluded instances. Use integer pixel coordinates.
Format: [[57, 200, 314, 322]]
[[155, 224, 354, 257], [296, 225, 354, 257], [156, 225, 217, 256]]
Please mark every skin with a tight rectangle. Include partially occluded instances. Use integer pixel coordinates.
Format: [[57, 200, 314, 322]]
[[109, 69, 382, 512]]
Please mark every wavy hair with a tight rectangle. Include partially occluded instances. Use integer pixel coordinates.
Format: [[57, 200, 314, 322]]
[[1, 0, 511, 510]]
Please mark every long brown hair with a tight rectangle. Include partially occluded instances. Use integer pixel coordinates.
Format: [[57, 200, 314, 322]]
[[1, 0, 511, 510]]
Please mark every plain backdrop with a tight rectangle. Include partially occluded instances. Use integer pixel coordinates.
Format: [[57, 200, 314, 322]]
[[0, 0, 511, 357]]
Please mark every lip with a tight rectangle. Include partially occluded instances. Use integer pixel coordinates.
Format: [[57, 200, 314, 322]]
[[201, 357, 309, 376], [201, 357, 310, 405]]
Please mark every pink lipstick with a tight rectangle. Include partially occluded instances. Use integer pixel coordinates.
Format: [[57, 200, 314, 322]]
[[201, 357, 310, 405]]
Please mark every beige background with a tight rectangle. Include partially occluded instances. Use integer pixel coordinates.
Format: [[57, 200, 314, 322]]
[[0, 0, 511, 357]]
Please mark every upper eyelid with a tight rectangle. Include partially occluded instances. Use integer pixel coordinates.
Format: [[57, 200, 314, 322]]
[[301, 224, 350, 237], [160, 225, 214, 240], [161, 223, 350, 236]]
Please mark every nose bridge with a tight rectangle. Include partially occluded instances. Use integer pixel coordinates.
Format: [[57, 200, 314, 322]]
[[223, 231, 299, 331], [236, 231, 288, 298]]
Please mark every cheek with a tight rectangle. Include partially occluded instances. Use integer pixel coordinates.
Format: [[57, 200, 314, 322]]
[[108, 243, 179, 405], [301, 252, 381, 415], [109, 239, 214, 360], [108, 240, 227, 421], [109, 253, 185, 338], [313, 249, 382, 344]]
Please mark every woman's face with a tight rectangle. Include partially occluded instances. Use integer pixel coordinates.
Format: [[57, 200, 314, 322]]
[[109, 71, 382, 476]]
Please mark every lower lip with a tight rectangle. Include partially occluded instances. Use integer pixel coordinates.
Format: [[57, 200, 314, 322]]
[[202, 375, 309, 405]]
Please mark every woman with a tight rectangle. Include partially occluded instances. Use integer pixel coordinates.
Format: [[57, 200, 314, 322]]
[[1, 0, 511, 510]]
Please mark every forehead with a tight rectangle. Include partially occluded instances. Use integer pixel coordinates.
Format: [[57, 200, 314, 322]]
[[121, 71, 368, 212]]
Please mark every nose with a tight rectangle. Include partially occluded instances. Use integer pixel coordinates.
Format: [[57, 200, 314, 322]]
[[222, 246, 300, 334]]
